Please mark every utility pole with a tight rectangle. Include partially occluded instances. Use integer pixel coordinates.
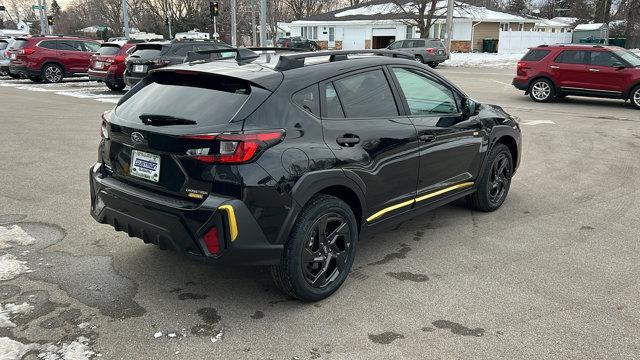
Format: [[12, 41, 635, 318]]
[[122, 0, 130, 38], [444, 0, 454, 52], [603, 0, 609, 45], [165, 0, 172, 39], [37, 0, 46, 35], [251, 11, 257, 46], [230, 0, 237, 46], [260, 0, 267, 46]]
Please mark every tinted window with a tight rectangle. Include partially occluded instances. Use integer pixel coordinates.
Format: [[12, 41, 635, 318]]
[[388, 41, 402, 49], [392, 68, 458, 115], [39, 40, 58, 50], [325, 83, 345, 118], [589, 51, 620, 67], [522, 49, 550, 61], [428, 40, 444, 48], [116, 73, 250, 125], [554, 50, 587, 64], [130, 45, 163, 59], [333, 70, 398, 118], [84, 42, 100, 52], [613, 49, 640, 67], [58, 41, 84, 51], [172, 45, 195, 57], [96, 44, 121, 55], [411, 40, 426, 47], [10, 39, 27, 50], [0, 41, 8, 50], [292, 85, 320, 116]]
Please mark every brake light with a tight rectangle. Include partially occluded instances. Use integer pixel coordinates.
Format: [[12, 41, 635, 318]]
[[203, 226, 220, 255], [426, 48, 435, 53], [182, 130, 285, 164], [20, 48, 36, 55], [113, 55, 126, 64], [517, 61, 525, 70]]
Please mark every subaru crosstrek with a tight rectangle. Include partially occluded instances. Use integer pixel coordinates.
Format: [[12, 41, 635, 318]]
[[91, 50, 522, 301], [513, 44, 640, 109]]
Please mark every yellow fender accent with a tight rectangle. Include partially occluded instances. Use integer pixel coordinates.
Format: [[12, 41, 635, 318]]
[[218, 205, 238, 242]]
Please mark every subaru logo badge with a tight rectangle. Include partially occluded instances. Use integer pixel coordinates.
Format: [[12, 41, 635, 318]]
[[131, 132, 144, 144]]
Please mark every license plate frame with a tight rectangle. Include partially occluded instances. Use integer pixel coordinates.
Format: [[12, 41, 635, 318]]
[[94, 61, 104, 69], [130, 149, 161, 183], [133, 64, 147, 73], [10, 54, 16, 60]]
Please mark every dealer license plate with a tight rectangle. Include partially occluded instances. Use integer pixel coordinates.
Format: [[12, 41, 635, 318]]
[[130, 149, 161, 182], [133, 64, 147, 73]]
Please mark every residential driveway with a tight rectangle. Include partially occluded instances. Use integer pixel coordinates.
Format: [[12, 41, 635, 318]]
[[1, 67, 639, 359]]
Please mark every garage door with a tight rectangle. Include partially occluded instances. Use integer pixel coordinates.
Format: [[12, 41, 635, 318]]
[[342, 28, 366, 50]]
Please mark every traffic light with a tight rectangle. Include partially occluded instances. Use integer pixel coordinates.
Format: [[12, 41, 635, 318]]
[[47, 15, 54, 26], [209, 1, 219, 19]]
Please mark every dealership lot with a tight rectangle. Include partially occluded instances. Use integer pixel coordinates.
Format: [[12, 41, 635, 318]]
[[1, 67, 639, 359]]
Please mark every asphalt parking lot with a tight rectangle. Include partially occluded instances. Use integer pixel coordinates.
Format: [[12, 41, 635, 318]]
[[1, 66, 639, 359]]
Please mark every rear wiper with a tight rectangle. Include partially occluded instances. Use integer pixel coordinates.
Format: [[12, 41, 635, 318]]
[[139, 114, 197, 126]]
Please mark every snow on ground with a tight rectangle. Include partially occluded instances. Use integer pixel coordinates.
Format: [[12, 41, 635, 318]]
[[0, 225, 36, 250], [0, 303, 33, 328], [0, 76, 124, 104], [0, 336, 95, 360], [0, 254, 30, 281], [442, 52, 523, 68]]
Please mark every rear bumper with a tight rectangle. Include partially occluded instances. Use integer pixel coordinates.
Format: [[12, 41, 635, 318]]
[[512, 78, 529, 91], [89, 163, 282, 266], [88, 69, 123, 84], [124, 73, 144, 87], [8, 64, 38, 78]]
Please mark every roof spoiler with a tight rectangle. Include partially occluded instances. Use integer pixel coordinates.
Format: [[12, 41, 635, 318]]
[[274, 50, 414, 71]]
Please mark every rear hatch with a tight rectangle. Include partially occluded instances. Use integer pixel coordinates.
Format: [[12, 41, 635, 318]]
[[428, 39, 446, 56], [101, 70, 278, 201], [7, 38, 28, 64], [91, 43, 122, 70], [0, 41, 9, 60], [516, 48, 552, 77], [126, 43, 166, 76]]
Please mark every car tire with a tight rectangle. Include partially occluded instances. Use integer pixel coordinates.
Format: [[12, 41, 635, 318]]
[[9, 73, 21, 79], [428, 62, 438, 68], [630, 85, 640, 110], [529, 78, 555, 102], [106, 82, 126, 92], [28, 75, 42, 83], [270, 194, 358, 301], [466, 143, 513, 212], [415, 55, 424, 63], [41, 63, 64, 83], [309, 43, 317, 52]]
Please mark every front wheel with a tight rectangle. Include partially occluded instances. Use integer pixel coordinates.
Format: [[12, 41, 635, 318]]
[[270, 194, 358, 301], [106, 82, 126, 92], [631, 86, 640, 110], [529, 78, 555, 102], [467, 143, 513, 212]]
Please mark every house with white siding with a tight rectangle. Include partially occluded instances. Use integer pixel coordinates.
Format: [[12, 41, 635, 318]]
[[289, 0, 538, 52]]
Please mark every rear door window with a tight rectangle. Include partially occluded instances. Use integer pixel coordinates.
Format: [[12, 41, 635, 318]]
[[96, 44, 121, 56], [39, 40, 58, 50], [554, 50, 587, 64], [292, 85, 320, 116], [172, 45, 195, 57], [522, 49, 550, 61], [589, 51, 620, 66], [58, 41, 84, 51], [324, 83, 345, 118], [332, 69, 398, 118]]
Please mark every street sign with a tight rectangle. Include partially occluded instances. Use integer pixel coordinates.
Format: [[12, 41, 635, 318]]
[[32, 4, 45, 10]]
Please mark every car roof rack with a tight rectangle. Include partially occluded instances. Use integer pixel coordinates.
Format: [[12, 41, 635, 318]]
[[274, 50, 414, 71], [184, 47, 305, 65]]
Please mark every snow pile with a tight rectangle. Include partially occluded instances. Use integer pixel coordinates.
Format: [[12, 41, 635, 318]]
[[0, 303, 33, 328], [0, 254, 30, 281], [442, 52, 523, 68], [0, 225, 36, 250], [0, 336, 95, 360], [632, 49, 639, 55]]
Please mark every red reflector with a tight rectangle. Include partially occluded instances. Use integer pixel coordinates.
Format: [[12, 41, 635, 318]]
[[426, 48, 435, 53], [203, 226, 220, 254]]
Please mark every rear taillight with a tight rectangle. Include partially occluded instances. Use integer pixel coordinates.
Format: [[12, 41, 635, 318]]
[[20, 48, 36, 55], [516, 61, 529, 75], [101, 111, 110, 139], [113, 55, 126, 64], [182, 130, 285, 164], [203, 226, 220, 255], [426, 48, 435, 53]]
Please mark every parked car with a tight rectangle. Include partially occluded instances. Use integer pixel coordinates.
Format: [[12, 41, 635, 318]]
[[513, 44, 640, 109], [276, 37, 318, 51], [88, 40, 142, 91], [7, 35, 100, 83], [124, 39, 233, 87], [91, 50, 521, 301], [387, 38, 449, 67], [0, 37, 16, 77]]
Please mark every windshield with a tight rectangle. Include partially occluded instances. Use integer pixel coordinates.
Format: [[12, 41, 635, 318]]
[[613, 49, 640, 67]]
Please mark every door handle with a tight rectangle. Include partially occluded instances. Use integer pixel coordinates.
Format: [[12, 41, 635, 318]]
[[549, 65, 559, 69], [419, 134, 436, 142], [336, 134, 360, 147], [589, 68, 600, 72]]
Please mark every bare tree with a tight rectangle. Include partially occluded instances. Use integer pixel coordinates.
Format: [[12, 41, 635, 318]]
[[392, 0, 446, 39]]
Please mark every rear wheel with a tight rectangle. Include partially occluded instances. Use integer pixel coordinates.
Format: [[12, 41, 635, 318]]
[[467, 143, 513, 212], [309, 43, 317, 51], [42, 63, 64, 83], [529, 78, 555, 102], [631, 86, 640, 110], [106, 82, 126, 92], [428, 62, 438, 68], [9, 73, 20, 79], [415, 55, 424, 63], [270, 194, 357, 301]]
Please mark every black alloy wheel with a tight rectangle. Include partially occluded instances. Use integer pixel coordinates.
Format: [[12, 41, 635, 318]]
[[466, 143, 513, 212], [487, 153, 511, 206], [302, 213, 352, 288]]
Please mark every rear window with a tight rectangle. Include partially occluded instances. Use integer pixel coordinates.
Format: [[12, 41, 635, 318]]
[[96, 44, 121, 56], [115, 73, 250, 125], [10, 39, 27, 50], [130, 44, 163, 59], [0, 41, 8, 50], [522, 49, 551, 61], [428, 40, 444, 47]]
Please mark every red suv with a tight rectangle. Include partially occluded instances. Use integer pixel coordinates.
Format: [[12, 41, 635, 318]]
[[8, 35, 100, 83], [88, 40, 141, 91], [512, 44, 640, 109]]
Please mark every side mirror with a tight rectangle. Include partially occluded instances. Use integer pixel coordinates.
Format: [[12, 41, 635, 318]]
[[613, 62, 626, 70], [462, 98, 480, 117]]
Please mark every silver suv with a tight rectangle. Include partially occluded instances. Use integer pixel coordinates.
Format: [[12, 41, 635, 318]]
[[387, 38, 449, 68], [0, 37, 16, 77]]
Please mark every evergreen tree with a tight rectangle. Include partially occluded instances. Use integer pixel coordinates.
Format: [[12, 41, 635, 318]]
[[50, 0, 62, 17]]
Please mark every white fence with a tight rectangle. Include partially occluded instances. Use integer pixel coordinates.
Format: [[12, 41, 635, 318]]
[[498, 31, 572, 54]]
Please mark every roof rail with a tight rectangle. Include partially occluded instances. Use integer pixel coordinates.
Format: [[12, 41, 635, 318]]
[[274, 50, 414, 71], [185, 47, 306, 65]]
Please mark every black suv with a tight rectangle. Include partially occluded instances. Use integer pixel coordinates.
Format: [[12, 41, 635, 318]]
[[91, 50, 522, 301], [276, 37, 318, 51], [124, 39, 233, 86]]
